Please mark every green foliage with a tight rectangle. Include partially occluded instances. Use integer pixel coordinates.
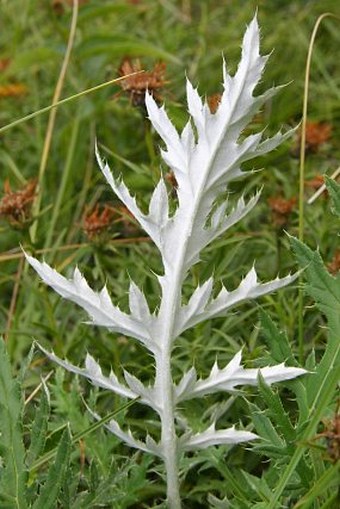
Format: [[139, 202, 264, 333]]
[[0, 340, 155, 507], [31, 428, 71, 509], [26, 389, 50, 466], [0, 338, 27, 509], [325, 176, 340, 218], [243, 228, 340, 508], [0, 339, 71, 508], [260, 237, 340, 507]]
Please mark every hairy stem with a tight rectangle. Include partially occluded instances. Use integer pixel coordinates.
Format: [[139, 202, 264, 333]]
[[156, 269, 183, 508], [156, 349, 181, 509]]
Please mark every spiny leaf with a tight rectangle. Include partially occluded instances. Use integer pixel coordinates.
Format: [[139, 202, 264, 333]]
[[258, 307, 294, 364], [123, 370, 162, 414], [179, 350, 306, 401], [248, 402, 285, 450], [204, 268, 298, 322], [290, 237, 340, 319], [25, 253, 153, 348], [31, 427, 71, 509], [0, 339, 27, 509], [290, 237, 340, 406], [96, 144, 170, 258], [26, 388, 50, 466], [182, 423, 258, 450], [25, 15, 307, 506], [178, 268, 299, 331], [257, 373, 295, 441], [128, 280, 152, 323], [268, 239, 340, 506], [88, 408, 162, 458], [36, 343, 136, 400]]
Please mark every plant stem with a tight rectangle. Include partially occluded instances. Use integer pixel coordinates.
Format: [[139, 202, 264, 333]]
[[156, 349, 181, 509], [154, 97, 232, 504], [156, 271, 183, 508]]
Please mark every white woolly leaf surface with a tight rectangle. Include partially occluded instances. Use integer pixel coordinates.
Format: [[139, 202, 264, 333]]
[[178, 350, 307, 401], [36, 343, 135, 400], [25, 253, 153, 349], [182, 423, 258, 451], [26, 15, 307, 470]]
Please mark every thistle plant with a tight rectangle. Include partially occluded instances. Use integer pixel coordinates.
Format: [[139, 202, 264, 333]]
[[26, 16, 306, 508]]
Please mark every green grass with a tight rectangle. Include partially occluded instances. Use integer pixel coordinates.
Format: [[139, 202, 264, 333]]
[[1, 1, 340, 507]]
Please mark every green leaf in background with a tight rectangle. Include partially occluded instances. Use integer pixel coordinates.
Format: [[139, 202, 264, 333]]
[[77, 3, 139, 24], [26, 388, 50, 467], [31, 427, 71, 509], [257, 373, 296, 443], [76, 35, 182, 65], [291, 237, 340, 323], [10, 48, 61, 74], [267, 238, 340, 507], [325, 176, 340, 218], [258, 308, 310, 425], [295, 237, 340, 376], [0, 339, 27, 509], [258, 307, 295, 364], [293, 463, 340, 509]]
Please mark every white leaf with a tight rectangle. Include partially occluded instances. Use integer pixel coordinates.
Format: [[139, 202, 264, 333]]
[[37, 343, 135, 399], [182, 193, 261, 278], [25, 253, 152, 348], [148, 178, 169, 228], [25, 15, 305, 488], [176, 278, 214, 334], [86, 406, 162, 458], [128, 281, 151, 321], [182, 423, 258, 451], [186, 79, 205, 139], [123, 370, 162, 415], [214, 192, 260, 237], [106, 419, 162, 457], [95, 144, 165, 249], [204, 268, 299, 322], [175, 367, 197, 402], [141, 16, 292, 286], [145, 92, 188, 178], [184, 350, 307, 400], [226, 15, 267, 116]]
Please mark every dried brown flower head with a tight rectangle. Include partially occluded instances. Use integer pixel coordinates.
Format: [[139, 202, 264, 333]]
[[305, 174, 325, 191], [0, 83, 27, 99], [268, 196, 296, 228], [293, 121, 332, 156], [0, 179, 37, 228], [305, 174, 328, 201], [304, 121, 332, 152], [83, 203, 140, 241], [118, 58, 167, 107], [83, 204, 116, 241]]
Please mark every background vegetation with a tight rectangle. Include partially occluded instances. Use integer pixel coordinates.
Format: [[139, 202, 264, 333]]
[[0, 1, 339, 507]]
